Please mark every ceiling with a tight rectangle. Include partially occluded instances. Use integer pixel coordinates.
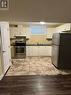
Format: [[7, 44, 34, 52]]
[[0, 0, 71, 22]]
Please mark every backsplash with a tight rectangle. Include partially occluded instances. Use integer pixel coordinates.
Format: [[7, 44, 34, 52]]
[[26, 35, 50, 44], [10, 25, 55, 45]]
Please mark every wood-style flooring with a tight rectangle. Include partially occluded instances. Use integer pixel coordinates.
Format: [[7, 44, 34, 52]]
[[6, 57, 71, 76], [0, 75, 71, 95]]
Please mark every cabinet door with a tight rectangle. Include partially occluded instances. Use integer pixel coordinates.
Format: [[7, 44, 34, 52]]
[[26, 46, 52, 57], [26, 46, 30, 56], [65, 24, 71, 31], [38, 46, 52, 56], [26, 46, 38, 56], [29, 46, 33, 56], [26, 46, 33, 56], [56, 23, 71, 33], [38, 46, 45, 56], [32, 46, 38, 56], [45, 46, 52, 56]]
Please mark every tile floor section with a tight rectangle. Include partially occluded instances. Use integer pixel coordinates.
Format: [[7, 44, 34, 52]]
[[6, 57, 71, 76]]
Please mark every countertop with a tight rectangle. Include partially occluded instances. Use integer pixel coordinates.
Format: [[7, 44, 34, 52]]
[[11, 43, 52, 46], [10, 38, 52, 40], [10, 37, 52, 46], [10, 37, 29, 40], [26, 44, 52, 46]]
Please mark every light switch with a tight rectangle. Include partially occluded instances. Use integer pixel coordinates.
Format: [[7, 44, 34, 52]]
[[0, 0, 9, 10]]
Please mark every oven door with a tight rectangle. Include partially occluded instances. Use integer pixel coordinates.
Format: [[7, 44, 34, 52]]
[[15, 45, 26, 58], [16, 46, 25, 53]]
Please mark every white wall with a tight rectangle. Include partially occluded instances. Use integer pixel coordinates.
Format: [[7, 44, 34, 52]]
[[0, 0, 71, 22], [47, 28, 56, 38]]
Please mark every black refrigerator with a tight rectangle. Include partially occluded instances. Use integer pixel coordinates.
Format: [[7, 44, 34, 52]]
[[52, 32, 71, 69]]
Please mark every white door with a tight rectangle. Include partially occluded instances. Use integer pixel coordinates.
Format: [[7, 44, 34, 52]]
[[0, 28, 3, 75], [0, 22, 11, 73]]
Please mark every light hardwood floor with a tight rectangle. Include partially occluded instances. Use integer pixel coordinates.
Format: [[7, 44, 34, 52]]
[[6, 57, 71, 76]]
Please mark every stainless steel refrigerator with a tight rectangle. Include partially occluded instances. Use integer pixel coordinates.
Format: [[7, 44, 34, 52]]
[[52, 32, 71, 69]]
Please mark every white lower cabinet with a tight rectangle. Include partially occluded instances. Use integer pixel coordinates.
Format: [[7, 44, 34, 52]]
[[26, 46, 29, 56], [38, 46, 45, 56], [38, 46, 52, 56], [26, 46, 34, 56], [45, 46, 52, 56], [26, 46, 38, 56], [32, 46, 38, 56], [26, 46, 52, 57]]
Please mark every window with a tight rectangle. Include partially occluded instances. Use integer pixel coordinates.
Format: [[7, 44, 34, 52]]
[[30, 25, 47, 35]]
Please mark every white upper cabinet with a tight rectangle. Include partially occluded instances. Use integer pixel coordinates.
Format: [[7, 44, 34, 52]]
[[56, 23, 71, 33], [47, 28, 56, 38]]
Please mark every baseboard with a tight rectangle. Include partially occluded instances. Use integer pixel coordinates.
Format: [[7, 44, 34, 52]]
[[0, 74, 4, 80]]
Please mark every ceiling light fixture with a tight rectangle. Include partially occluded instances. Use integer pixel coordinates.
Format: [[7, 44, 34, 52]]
[[40, 21, 46, 24]]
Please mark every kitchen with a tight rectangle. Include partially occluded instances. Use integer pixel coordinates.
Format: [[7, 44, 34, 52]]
[[5, 22, 71, 76], [10, 22, 53, 58], [0, 0, 71, 94], [10, 22, 70, 59]]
